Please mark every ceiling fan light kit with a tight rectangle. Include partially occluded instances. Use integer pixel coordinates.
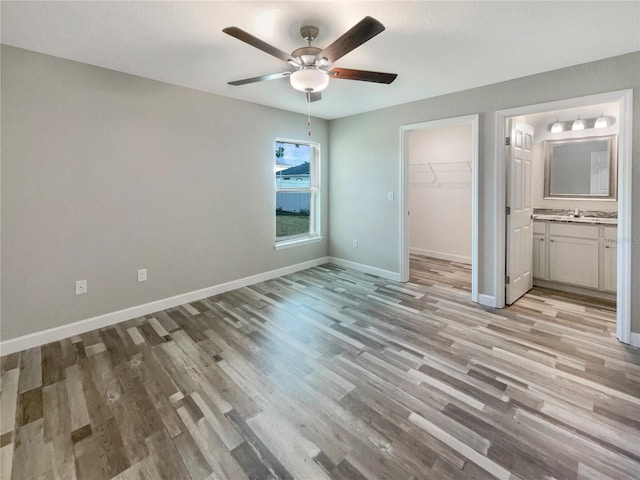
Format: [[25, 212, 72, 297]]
[[290, 68, 329, 93]]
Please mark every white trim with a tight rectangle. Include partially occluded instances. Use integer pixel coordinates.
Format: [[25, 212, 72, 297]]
[[495, 112, 507, 308], [470, 116, 480, 303], [399, 126, 409, 280], [329, 257, 401, 281], [274, 235, 323, 250], [495, 90, 633, 345], [0, 257, 330, 355], [478, 294, 497, 308], [410, 248, 471, 265], [629, 333, 640, 349], [615, 90, 633, 345], [399, 114, 480, 303]]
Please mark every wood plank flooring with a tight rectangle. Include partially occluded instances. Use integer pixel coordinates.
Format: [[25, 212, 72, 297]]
[[1, 255, 639, 479]]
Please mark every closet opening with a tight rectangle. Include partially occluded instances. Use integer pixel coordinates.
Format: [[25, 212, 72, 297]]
[[400, 115, 479, 302]]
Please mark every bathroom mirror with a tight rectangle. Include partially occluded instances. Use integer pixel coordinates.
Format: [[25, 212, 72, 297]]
[[544, 134, 617, 200]]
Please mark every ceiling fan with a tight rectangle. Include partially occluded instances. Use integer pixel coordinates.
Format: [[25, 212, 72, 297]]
[[223, 16, 398, 102]]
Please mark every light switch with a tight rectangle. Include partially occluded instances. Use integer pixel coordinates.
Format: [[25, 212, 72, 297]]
[[138, 269, 147, 282]]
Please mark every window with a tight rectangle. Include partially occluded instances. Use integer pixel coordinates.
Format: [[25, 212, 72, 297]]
[[275, 139, 320, 247]]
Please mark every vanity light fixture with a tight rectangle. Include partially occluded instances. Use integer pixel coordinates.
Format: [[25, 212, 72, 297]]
[[549, 115, 614, 134], [550, 120, 564, 133], [594, 114, 609, 129], [571, 118, 585, 131]]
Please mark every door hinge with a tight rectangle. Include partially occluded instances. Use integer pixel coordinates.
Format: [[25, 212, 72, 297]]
[[505, 136, 511, 146], [505, 275, 511, 284], [506, 206, 511, 215]]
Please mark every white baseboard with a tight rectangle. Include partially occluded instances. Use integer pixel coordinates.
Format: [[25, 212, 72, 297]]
[[328, 257, 401, 281], [478, 294, 497, 308], [629, 332, 640, 349], [0, 257, 330, 355], [410, 248, 471, 265]]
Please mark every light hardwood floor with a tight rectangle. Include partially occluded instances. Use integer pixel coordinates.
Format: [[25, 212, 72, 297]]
[[1, 255, 639, 479]]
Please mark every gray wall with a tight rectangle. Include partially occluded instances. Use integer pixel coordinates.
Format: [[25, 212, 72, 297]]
[[1, 45, 329, 340], [3, 45, 639, 341], [328, 52, 640, 332]]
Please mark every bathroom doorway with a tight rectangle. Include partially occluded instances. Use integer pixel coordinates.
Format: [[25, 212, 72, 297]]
[[496, 90, 633, 346]]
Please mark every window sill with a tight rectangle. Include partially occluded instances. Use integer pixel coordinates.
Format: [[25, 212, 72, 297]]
[[274, 235, 323, 251]]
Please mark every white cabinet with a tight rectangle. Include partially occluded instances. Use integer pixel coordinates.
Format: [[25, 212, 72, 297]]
[[532, 223, 548, 280], [549, 235, 599, 288], [533, 234, 547, 279], [533, 221, 616, 293], [603, 227, 617, 292]]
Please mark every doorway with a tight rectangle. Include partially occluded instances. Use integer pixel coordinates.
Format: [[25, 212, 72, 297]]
[[400, 114, 479, 302], [496, 90, 633, 345]]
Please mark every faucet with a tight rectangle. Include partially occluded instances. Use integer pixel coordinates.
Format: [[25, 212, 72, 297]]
[[574, 207, 580, 217]]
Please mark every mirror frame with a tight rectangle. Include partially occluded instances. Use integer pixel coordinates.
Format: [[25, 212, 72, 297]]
[[543, 134, 618, 200]]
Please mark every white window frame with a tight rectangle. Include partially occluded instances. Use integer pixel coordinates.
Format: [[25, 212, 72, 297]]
[[274, 138, 321, 250]]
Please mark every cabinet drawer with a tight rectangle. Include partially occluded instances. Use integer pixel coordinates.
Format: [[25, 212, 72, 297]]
[[533, 221, 546, 234], [549, 223, 598, 239]]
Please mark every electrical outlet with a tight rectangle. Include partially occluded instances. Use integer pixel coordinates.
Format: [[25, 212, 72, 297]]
[[75, 279, 87, 295], [138, 268, 147, 282], [387, 191, 394, 201], [352, 239, 358, 248]]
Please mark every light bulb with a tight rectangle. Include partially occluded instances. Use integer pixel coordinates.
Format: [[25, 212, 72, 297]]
[[594, 115, 609, 128], [571, 118, 585, 131]]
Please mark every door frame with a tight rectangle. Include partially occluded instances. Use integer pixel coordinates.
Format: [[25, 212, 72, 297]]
[[495, 90, 633, 345], [399, 114, 480, 302]]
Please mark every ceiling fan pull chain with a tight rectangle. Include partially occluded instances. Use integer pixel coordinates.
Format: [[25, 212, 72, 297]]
[[307, 91, 312, 136]]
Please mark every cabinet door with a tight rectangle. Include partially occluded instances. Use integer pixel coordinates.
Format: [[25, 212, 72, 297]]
[[532, 233, 547, 279], [549, 236, 599, 288], [603, 243, 617, 292]]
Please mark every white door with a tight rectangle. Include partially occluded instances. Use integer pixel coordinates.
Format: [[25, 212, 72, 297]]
[[506, 122, 534, 304]]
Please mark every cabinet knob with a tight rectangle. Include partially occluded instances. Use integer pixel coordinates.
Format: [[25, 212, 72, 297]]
[[605, 245, 610, 249], [550, 239, 555, 243]]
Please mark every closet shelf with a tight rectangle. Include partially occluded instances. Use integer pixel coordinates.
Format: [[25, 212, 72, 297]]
[[410, 160, 471, 187]]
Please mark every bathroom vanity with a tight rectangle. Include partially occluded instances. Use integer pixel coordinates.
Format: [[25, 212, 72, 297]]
[[532, 209, 617, 298]]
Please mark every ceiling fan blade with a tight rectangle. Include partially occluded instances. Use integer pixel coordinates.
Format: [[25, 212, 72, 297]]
[[329, 67, 397, 84], [228, 72, 291, 86], [317, 16, 386, 64], [223, 27, 299, 65], [309, 92, 322, 102]]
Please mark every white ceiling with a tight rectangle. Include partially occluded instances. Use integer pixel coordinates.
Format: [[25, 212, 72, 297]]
[[2, 1, 639, 120]]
